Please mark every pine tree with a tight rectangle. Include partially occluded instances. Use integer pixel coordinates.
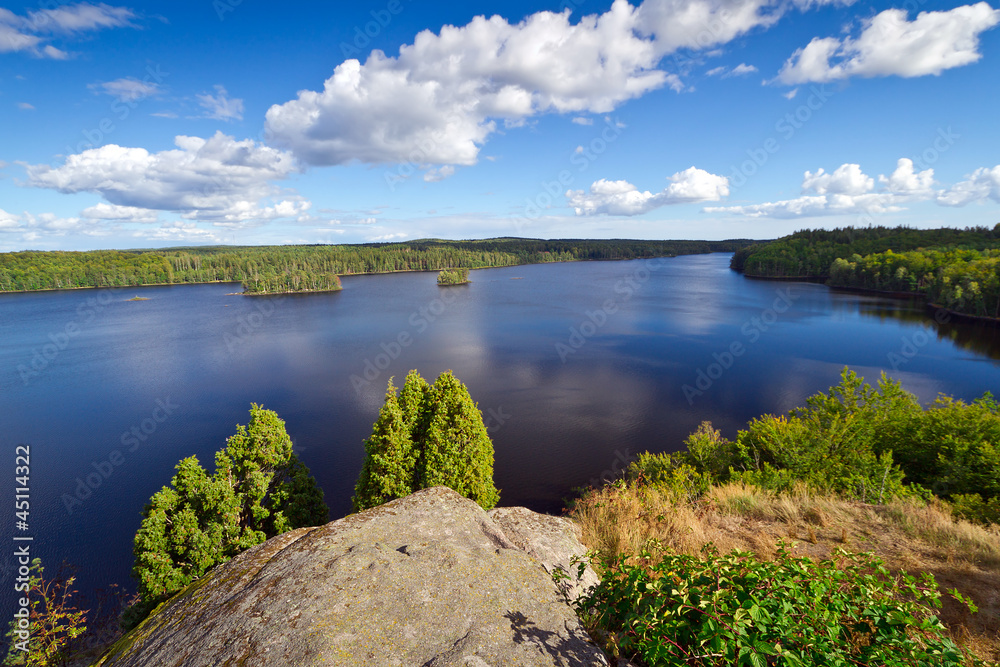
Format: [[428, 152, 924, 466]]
[[351, 378, 418, 512], [130, 405, 327, 629], [353, 370, 500, 512]]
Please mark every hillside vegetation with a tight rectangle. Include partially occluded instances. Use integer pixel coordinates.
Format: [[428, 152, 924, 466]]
[[0, 237, 750, 295], [571, 369, 1000, 665], [731, 226, 1000, 320]]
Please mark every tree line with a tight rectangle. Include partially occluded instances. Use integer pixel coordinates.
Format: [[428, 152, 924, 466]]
[[731, 225, 1000, 320], [0, 238, 751, 295]]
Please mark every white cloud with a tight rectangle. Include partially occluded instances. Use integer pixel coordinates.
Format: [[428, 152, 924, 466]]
[[26, 131, 306, 224], [779, 3, 1000, 83], [707, 62, 758, 77], [571, 116, 594, 125], [0, 209, 93, 237], [265, 2, 671, 169], [635, 0, 784, 55], [25, 3, 135, 33], [423, 165, 455, 183], [0, 3, 135, 58], [567, 167, 729, 215], [17, 102, 34, 110], [196, 85, 244, 122], [879, 158, 935, 195], [706, 193, 901, 218], [0, 209, 21, 232], [801, 163, 873, 195], [82, 203, 160, 223], [90, 77, 162, 102], [264, 0, 872, 172], [134, 221, 221, 243], [369, 232, 408, 241], [707, 159, 1000, 218], [782, 88, 798, 99], [937, 166, 1000, 206]]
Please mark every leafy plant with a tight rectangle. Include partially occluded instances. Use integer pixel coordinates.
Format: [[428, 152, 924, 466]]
[[579, 541, 982, 667], [3, 559, 87, 667]]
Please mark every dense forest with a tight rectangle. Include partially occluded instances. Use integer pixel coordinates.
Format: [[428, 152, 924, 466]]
[[0, 238, 751, 295], [731, 225, 1000, 320]]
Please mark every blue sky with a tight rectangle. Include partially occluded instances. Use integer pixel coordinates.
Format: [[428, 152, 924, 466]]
[[1, 0, 998, 250]]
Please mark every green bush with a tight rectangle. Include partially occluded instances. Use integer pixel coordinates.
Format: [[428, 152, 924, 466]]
[[352, 370, 499, 511], [949, 493, 1000, 526], [628, 370, 1000, 516], [579, 542, 981, 667]]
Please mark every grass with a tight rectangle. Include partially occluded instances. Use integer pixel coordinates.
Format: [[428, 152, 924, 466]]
[[571, 481, 1000, 663]]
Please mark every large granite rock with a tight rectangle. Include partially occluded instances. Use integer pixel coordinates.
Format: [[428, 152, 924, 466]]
[[97, 487, 609, 667], [488, 507, 600, 604]]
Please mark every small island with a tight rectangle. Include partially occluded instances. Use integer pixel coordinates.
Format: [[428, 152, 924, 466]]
[[437, 267, 470, 286], [127, 296, 150, 301]]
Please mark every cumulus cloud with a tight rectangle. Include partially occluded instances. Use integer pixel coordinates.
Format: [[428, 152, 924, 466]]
[[266, 3, 673, 171], [196, 85, 244, 122], [937, 166, 1000, 206], [635, 0, 783, 55], [707, 159, 1000, 218], [81, 203, 160, 223], [801, 163, 873, 195], [778, 3, 1000, 83], [0, 209, 95, 237], [567, 167, 730, 215], [263, 0, 870, 175], [26, 131, 307, 224], [90, 76, 162, 102], [0, 3, 135, 58], [879, 158, 935, 195]]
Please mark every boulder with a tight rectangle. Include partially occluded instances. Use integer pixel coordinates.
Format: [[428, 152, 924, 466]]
[[488, 506, 600, 604], [98, 487, 609, 667]]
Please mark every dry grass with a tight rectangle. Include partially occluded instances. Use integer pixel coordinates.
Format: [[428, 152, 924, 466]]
[[572, 482, 1000, 663]]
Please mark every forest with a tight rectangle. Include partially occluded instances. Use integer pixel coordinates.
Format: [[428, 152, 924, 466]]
[[731, 225, 1000, 320], [0, 237, 751, 295]]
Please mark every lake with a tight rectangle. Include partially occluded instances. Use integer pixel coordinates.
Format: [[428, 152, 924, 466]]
[[2, 252, 999, 612]]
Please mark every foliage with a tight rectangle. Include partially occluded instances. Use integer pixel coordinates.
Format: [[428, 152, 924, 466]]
[[129, 405, 327, 627], [579, 541, 981, 667], [437, 267, 469, 285], [0, 238, 751, 294], [731, 225, 1000, 320], [352, 370, 500, 512], [3, 559, 87, 667], [627, 369, 1000, 516]]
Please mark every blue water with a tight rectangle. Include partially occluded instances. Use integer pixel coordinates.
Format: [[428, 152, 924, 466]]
[[1, 252, 998, 613]]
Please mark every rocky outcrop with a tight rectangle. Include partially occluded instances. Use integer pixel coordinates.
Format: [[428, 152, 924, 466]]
[[97, 487, 608, 667], [488, 507, 599, 604]]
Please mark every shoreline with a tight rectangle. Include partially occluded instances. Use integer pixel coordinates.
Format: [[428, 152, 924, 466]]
[[0, 254, 687, 296], [736, 270, 1000, 327]]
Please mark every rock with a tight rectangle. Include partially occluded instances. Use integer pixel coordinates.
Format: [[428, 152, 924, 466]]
[[488, 506, 600, 604], [98, 487, 609, 667]]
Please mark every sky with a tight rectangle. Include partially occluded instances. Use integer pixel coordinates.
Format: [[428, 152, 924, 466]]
[[0, 0, 998, 251]]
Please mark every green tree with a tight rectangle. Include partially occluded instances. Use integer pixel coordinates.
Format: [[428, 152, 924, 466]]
[[352, 370, 500, 511], [351, 378, 418, 512], [129, 405, 327, 628]]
